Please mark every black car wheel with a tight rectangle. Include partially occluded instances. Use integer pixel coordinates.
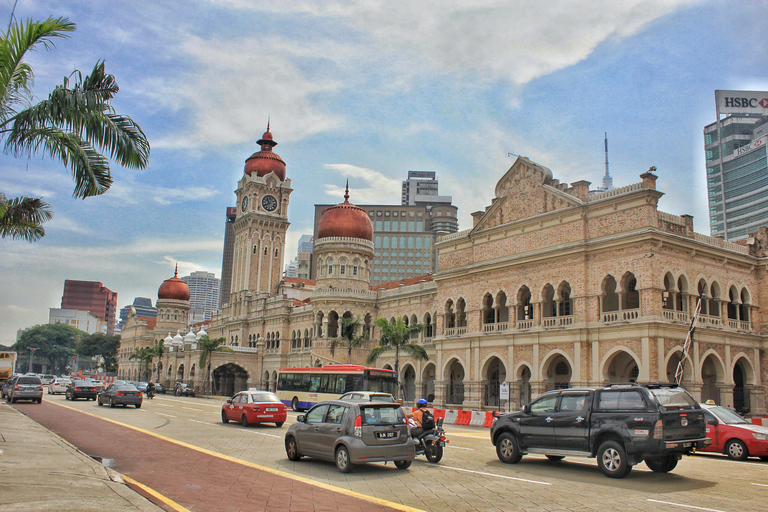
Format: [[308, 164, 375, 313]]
[[275, 422, 284, 428], [110, 398, 116, 408], [394, 460, 412, 470], [221, 410, 229, 424], [292, 397, 300, 412], [645, 455, 678, 473], [597, 440, 632, 478], [546, 455, 565, 461], [425, 443, 443, 463], [335, 445, 353, 473], [725, 439, 749, 460], [97, 397, 102, 406], [286, 436, 301, 461], [135, 403, 141, 409], [241, 414, 249, 427], [496, 433, 523, 464]]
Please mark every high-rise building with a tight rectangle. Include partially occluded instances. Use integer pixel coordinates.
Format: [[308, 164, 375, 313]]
[[284, 257, 299, 278], [219, 207, 237, 303], [49, 308, 107, 334], [181, 271, 221, 321], [117, 297, 157, 332], [705, 90, 768, 240], [294, 234, 313, 279], [312, 174, 458, 283], [61, 280, 118, 335]]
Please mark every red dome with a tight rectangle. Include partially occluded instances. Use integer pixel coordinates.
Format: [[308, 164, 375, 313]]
[[317, 185, 373, 241], [244, 130, 286, 181], [158, 268, 190, 301]]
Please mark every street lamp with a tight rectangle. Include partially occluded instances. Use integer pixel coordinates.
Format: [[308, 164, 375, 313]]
[[28, 347, 37, 373]]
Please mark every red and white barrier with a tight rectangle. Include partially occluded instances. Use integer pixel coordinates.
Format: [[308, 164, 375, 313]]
[[751, 417, 768, 427], [409, 405, 506, 428]]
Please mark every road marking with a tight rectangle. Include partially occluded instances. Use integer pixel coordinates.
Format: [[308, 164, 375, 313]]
[[156, 398, 221, 408], [182, 407, 203, 412], [427, 464, 550, 485], [448, 432, 488, 439], [646, 499, 727, 512], [751, 483, 768, 487], [188, 419, 217, 425], [449, 446, 475, 451], [242, 429, 280, 438], [123, 475, 190, 512], [50, 401, 426, 512], [156, 412, 177, 418], [155, 403, 174, 407]]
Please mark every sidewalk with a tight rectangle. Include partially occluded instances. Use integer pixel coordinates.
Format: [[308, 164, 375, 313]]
[[0, 401, 164, 512]]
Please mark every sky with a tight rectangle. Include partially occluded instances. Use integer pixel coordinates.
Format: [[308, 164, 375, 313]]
[[1, 0, 767, 345]]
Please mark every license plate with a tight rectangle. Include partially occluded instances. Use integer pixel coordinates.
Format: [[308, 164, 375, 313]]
[[682, 442, 691, 448], [375, 432, 398, 439], [266, 407, 278, 411]]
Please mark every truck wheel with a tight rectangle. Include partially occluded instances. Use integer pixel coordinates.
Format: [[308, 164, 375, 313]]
[[725, 439, 749, 460], [496, 433, 523, 464], [645, 455, 678, 473], [597, 440, 632, 478]]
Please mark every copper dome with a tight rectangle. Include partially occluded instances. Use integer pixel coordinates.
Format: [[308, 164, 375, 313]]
[[158, 267, 190, 301], [244, 128, 286, 181], [317, 184, 373, 241]]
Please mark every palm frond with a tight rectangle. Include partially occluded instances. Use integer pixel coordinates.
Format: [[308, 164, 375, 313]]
[[366, 345, 387, 365], [0, 195, 52, 241]]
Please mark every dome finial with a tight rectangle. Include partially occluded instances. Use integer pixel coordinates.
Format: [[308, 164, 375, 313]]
[[267, 116, 270, 133], [344, 179, 350, 203]]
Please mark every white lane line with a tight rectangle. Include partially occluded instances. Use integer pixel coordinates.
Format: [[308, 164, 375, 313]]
[[449, 446, 475, 451], [243, 430, 281, 438], [646, 499, 727, 512], [183, 407, 203, 412], [156, 398, 221, 408], [751, 483, 768, 487], [155, 412, 177, 418], [189, 419, 217, 425], [155, 403, 174, 407], [448, 432, 488, 439], [427, 464, 550, 485]]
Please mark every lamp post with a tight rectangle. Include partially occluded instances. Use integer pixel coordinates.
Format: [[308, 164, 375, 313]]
[[28, 347, 36, 373]]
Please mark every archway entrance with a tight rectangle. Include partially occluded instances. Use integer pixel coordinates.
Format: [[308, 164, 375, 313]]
[[446, 360, 465, 405], [517, 365, 531, 408], [483, 357, 506, 407], [213, 363, 249, 397], [402, 365, 416, 402], [603, 351, 639, 384], [701, 355, 724, 404]]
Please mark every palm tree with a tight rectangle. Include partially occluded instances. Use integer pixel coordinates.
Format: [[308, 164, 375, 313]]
[[152, 339, 165, 383], [0, 17, 150, 241], [366, 317, 427, 399], [330, 317, 368, 364], [128, 347, 154, 381], [198, 335, 233, 395]]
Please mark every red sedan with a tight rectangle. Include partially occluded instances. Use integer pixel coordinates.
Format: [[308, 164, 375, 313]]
[[700, 403, 768, 461], [222, 390, 287, 427]]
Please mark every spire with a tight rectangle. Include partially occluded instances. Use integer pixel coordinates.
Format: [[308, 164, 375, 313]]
[[602, 132, 614, 191], [344, 179, 350, 203], [174, 263, 178, 277], [267, 116, 270, 133]]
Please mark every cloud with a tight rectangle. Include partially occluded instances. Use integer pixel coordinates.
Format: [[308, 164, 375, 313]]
[[106, 179, 221, 206], [322, 164, 401, 203], [45, 215, 92, 235]]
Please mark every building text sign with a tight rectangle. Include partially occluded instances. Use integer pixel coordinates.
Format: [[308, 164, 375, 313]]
[[716, 90, 768, 115]]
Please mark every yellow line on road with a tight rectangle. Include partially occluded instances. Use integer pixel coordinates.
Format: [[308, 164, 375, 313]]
[[123, 475, 191, 512], [51, 401, 425, 512]]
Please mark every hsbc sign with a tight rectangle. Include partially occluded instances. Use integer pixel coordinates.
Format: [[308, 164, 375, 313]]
[[716, 90, 768, 115]]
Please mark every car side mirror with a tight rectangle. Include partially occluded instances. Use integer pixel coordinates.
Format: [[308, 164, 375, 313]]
[[297, 414, 306, 423], [707, 417, 718, 426], [522, 404, 531, 414], [226, 399, 232, 404]]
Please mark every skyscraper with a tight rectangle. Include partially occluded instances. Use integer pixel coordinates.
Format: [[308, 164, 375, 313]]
[[61, 280, 118, 335], [117, 297, 157, 332], [705, 90, 768, 240], [219, 207, 237, 303], [181, 271, 221, 321]]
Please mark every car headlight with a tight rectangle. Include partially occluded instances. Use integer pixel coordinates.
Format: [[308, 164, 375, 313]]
[[752, 432, 768, 441]]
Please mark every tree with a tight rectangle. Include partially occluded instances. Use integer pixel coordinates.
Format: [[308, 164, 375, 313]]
[[330, 316, 368, 364], [152, 339, 165, 382], [0, 17, 150, 241], [197, 335, 233, 395], [128, 347, 154, 381], [366, 317, 427, 399], [76, 333, 120, 373], [13, 323, 82, 374]]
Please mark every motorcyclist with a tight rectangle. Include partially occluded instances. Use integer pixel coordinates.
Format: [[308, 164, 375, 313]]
[[406, 398, 430, 438], [147, 380, 156, 399]]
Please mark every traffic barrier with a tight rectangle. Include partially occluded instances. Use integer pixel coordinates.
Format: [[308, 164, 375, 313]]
[[751, 418, 768, 427], [469, 410, 486, 427], [456, 410, 472, 426], [484, 412, 496, 428], [433, 408, 446, 421], [444, 409, 458, 425]]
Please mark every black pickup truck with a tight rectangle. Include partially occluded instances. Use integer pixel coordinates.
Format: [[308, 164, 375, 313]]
[[490, 383, 710, 478]]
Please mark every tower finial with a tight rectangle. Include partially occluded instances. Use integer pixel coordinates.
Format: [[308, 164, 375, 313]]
[[344, 179, 350, 202], [174, 263, 178, 277], [267, 116, 270, 133]]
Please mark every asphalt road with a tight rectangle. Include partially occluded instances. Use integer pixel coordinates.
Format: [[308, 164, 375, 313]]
[[14, 393, 768, 512]]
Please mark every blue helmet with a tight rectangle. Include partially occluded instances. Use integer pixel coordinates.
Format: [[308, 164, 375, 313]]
[[417, 398, 428, 406]]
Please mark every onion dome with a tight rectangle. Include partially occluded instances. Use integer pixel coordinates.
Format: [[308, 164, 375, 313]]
[[164, 333, 174, 344], [172, 330, 184, 347], [158, 265, 190, 301], [244, 122, 286, 181], [196, 327, 207, 340], [317, 182, 373, 241], [184, 330, 197, 343]]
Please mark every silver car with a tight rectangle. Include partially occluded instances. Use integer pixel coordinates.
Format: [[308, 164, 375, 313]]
[[285, 399, 415, 473], [6, 375, 43, 403], [48, 377, 72, 395]]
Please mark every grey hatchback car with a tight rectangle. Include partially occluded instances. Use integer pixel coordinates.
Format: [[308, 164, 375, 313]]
[[285, 399, 415, 473], [6, 375, 43, 403]]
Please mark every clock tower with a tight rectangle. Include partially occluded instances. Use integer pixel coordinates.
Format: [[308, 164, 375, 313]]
[[230, 126, 292, 299]]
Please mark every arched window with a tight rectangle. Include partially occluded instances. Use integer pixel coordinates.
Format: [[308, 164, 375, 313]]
[[327, 258, 334, 275], [352, 259, 360, 277], [339, 257, 347, 275]]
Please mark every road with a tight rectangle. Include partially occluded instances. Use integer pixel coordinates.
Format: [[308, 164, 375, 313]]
[[13, 393, 768, 512]]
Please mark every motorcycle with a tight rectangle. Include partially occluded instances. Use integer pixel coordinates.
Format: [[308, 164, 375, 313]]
[[147, 389, 155, 399], [413, 417, 447, 463]]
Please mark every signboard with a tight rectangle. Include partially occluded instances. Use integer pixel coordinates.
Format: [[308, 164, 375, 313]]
[[734, 136, 767, 157], [716, 90, 768, 115], [500, 382, 510, 400]]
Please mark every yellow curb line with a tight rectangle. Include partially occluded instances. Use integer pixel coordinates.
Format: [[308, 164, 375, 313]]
[[51, 401, 425, 512], [123, 475, 191, 512]]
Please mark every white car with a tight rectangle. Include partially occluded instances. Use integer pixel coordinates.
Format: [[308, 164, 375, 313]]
[[48, 377, 72, 395]]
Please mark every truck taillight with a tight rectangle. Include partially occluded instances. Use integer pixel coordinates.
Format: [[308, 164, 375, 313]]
[[653, 419, 663, 439], [354, 414, 362, 437]]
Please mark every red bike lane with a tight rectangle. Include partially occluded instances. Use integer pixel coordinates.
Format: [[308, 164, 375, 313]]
[[18, 401, 411, 512]]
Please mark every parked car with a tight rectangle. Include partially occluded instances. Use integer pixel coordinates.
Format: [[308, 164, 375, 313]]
[[1, 375, 18, 398], [65, 379, 99, 401], [339, 391, 396, 403], [698, 402, 768, 461], [174, 382, 195, 397], [39, 374, 56, 386], [285, 399, 415, 473], [491, 383, 710, 478], [48, 377, 72, 395], [222, 390, 287, 427], [154, 382, 165, 394], [6, 374, 43, 403], [98, 383, 143, 408], [136, 382, 149, 392]]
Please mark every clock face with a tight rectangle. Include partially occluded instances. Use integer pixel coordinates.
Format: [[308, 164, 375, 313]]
[[241, 195, 248, 212], [262, 194, 278, 212]]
